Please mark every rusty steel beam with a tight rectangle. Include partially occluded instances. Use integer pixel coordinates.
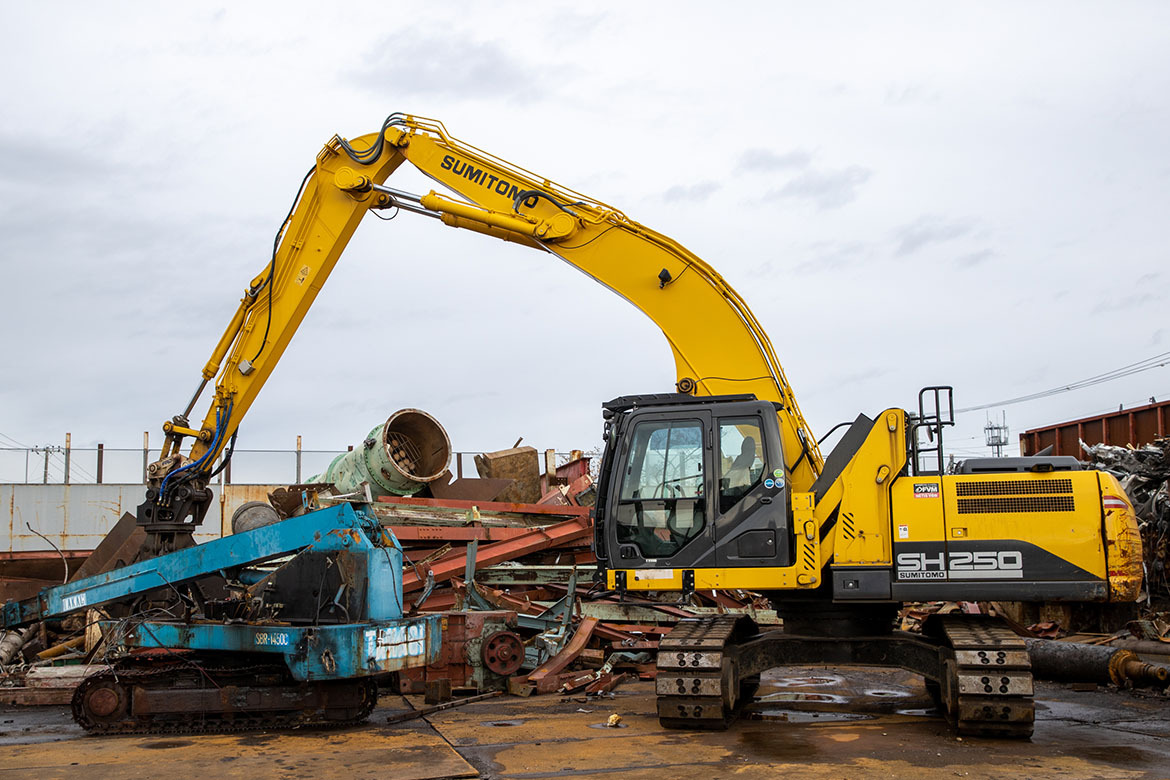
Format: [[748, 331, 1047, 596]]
[[388, 526, 544, 543], [68, 512, 145, 583], [596, 623, 674, 635], [0, 551, 92, 563], [475, 564, 597, 586], [461, 582, 557, 615], [528, 617, 599, 693], [384, 690, 502, 724], [412, 590, 459, 612], [378, 495, 591, 518], [0, 688, 75, 707], [592, 623, 641, 643], [400, 516, 592, 593], [585, 672, 631, 694]]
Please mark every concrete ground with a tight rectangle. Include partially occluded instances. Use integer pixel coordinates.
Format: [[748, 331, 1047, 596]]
[[0, 666, 1167, 780]]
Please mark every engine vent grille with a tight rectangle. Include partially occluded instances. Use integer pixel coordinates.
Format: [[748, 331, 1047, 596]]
[[955, 478, 1073, 497], [957, 495, 1075, 514]]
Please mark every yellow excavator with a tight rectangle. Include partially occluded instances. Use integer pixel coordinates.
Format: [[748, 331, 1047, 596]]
[[140, 114, 1144, 737]]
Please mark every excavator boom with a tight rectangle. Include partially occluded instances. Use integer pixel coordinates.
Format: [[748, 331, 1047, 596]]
[[143, 114, 823, 544]]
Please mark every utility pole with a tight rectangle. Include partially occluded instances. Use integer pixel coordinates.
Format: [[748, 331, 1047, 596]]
[[984, 412, 1010, 458], [33, 445, 63, 483]]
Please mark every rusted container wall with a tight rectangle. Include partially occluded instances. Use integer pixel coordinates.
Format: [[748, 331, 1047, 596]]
[[1020, 399, 1170, 457], [0, 484, 285, 554]]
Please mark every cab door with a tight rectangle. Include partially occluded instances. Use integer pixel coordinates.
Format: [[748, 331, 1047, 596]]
[[712, 411, 791, 569], [609, 411, 712, 569]]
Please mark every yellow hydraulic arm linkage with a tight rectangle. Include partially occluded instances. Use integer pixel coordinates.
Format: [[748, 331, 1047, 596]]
[[141, 114, 823, 550]]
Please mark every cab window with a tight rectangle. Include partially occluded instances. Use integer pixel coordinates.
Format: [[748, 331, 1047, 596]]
[[615, 419, 705, 558], [718, 417, 764, 514]]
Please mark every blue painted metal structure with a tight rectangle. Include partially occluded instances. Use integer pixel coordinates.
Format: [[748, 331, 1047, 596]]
[[1, 503, 442, 680], [119, 617, 442, 681]]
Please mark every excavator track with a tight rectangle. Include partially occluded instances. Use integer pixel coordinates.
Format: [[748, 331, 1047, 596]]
[[933, 615, 1034, 738], [655, 615, 756, 730], [654, 613, 1033, 738], [72, 656, 378, 736]]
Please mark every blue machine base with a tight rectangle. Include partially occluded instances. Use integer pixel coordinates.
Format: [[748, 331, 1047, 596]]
[[110, 613, 444, 682]]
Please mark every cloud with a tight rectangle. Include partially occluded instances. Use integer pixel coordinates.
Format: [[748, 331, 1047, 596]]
[[442, 389, 504, 407], [737, 147, 870, 209], [765, 165, 872, 210], [956, 249, 995, 268], [884, 83, 942, 106], [1091, 292, 1158, 314], [661, 180, 720, 203], [0, 134, 115, 186], [792, 240, 872, 274], [830, 366, 890, 385], [735, 148, 812, 174], [347, 28, 550, 102], [894, 216, 974, 256], [539, 10, 606, 38]]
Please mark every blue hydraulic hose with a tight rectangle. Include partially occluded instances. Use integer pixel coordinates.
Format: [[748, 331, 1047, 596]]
[[158, 402, 232, 501]]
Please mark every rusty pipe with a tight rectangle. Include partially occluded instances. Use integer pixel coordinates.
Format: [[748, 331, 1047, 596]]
[[36, 634, 85, 661], [1025, 638, 1170, 687], [312, 409, 451, 498]]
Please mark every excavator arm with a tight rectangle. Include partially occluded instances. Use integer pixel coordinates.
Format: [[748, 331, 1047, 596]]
[[143, 114, 823, 548]]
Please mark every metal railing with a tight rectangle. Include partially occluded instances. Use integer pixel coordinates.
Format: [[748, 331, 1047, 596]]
[[0, 439, 585, 486], [1, 443, 495, 486]]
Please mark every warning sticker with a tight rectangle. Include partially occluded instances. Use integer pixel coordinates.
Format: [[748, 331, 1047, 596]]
[[898, 524, 909, 539], [633, 569, 674, 581]]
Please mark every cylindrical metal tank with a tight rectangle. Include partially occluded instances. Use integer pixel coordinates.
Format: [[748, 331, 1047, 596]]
[[231, 501, 282, 534], [1025, 638, 1170, 687], [311, 409, 451, 498]]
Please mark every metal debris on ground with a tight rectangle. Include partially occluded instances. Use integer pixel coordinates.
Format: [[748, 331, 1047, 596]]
[[0, 443, 844, 709]]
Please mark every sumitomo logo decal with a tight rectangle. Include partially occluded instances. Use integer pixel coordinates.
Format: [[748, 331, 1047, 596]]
[[441, 155, 524, 201], [896, 550, 1024, 580], [913, 483, 940, 498]]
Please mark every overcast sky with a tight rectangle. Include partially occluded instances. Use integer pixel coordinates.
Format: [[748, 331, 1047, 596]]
[[1, 2, 1167, 481]]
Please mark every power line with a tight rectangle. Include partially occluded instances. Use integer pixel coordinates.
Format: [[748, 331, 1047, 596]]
[[50, 450, 97, 483], [956, 351, 1170, 414], [0, 431, 30, 448], [1074, 390, 1169, 420]]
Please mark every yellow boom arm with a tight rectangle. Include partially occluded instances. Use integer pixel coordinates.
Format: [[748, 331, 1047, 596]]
[[163, 114, 824, 508]]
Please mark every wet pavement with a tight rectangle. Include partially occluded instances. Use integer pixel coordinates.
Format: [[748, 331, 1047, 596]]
[[0, 666, 1167, 779]]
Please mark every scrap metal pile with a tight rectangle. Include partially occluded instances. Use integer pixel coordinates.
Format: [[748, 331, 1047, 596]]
[[367, 445, 774, 698], [0, 442, 773, 708], [1082, 437, 1170, 606]]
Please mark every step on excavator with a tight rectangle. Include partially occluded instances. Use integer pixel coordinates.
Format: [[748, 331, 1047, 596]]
[[2, 114, 1144, 736]]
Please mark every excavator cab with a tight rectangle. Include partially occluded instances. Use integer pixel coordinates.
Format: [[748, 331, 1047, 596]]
[[594, 393, 794, 576]]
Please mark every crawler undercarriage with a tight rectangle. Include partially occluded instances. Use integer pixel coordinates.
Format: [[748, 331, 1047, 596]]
[[656, 614, 1034, 737], [72, 653, 379, 735]]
